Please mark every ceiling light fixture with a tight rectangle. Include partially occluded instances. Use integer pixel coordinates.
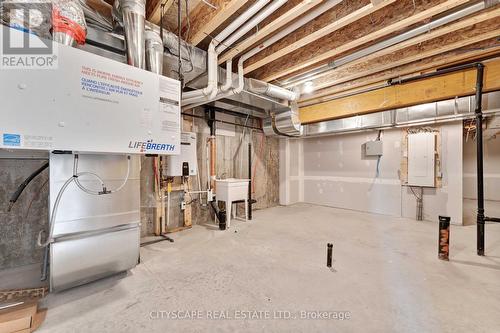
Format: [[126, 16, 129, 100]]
[[303, 81, 315, 94]]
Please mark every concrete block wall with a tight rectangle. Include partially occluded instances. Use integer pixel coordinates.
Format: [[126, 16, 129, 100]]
[[280, 122, 464, 225], [0, 157, 49, 270]]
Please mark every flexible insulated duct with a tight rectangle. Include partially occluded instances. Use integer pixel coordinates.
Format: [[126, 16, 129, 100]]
[[52, 0, 88, 46]]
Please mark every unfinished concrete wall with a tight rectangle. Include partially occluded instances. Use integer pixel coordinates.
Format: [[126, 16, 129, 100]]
[[140, 108, 280, 235], [0, 153, 49, 270], [280, 122, 464, 224]]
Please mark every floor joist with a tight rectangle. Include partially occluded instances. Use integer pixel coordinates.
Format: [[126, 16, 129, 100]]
[[299, 40, 500, 106], [243, 0, 396, 75], [259, 0, 470, 82], [147, 0, 175, 25], [291, 7, 500, 89], [185, 0, 248, 46], [218, 0, 324, 64]]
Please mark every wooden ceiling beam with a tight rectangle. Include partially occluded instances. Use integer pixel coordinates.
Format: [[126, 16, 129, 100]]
[[186, 0, 249, 46], [147, 0, 176, 25], [290, 7, 500, 88], [243, 0, 396, 74], [218, 0, 324, 64], [299, 43, 500, 107], [260, 0, 470, 82], [298, 57, 500, 124], [308, 13, 500, 94]]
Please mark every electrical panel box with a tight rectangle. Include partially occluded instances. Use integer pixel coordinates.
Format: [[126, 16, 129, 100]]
[[407, 132, 436, 187], [166, 132, 198, 176], [0, 28, 181, 155], [364, 140, 383, 156]]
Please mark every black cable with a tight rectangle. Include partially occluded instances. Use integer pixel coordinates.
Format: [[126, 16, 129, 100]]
[[8, 162, 49, 212]]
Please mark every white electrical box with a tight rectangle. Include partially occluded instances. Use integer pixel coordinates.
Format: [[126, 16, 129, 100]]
[[364, 140, 383, 156], [0, 28, 181, 155], [166, 132, 197, 176], [407, 132, 436, 187]]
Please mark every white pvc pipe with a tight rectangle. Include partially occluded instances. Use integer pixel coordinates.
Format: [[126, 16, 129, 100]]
[[221, 60, 233, 92], [215, 0, 287, 54], [240, 0, 341, 62], [215, 0, 271, 43], [227, 0, 341, 101], [181, 2, 271, 103], [182, 0, 290, 107]]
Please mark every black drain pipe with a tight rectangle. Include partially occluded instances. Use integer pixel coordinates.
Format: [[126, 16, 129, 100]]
[[389, 62, 500, 255], [475, 64, 486, 256], [472, 63, 500, 255]]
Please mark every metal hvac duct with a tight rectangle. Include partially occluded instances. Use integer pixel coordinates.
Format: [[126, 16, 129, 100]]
[[263, 103, 303, 137], [117, 0, 146, 69], [264, 92, 500, 137], [145, 28, 163, 74]]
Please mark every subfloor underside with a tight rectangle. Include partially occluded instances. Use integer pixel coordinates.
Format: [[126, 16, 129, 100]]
[[38, 204, 500, 332]]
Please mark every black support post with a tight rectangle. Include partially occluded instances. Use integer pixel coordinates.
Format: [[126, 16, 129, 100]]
[[475, 63, 485, 256]]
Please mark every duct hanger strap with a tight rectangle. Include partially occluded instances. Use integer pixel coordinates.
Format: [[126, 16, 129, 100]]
[[52, 9, 87, 45]]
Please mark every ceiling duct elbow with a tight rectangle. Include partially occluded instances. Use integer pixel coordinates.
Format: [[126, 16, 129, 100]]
[[263, 104, 303, 137], [247, 79, 299, 102]]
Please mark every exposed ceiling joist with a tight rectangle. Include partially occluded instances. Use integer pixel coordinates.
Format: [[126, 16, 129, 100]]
[[299, 43, 500, 107], [186, 0, 248, 45], [290, 7, 500, 88], [307, 12, 500, 93], [218, 0, 324, 64], [243, 0, 396, 74], [147, 0, 176, 25], [260, 0, 470, 82], [299, 58, 500, 124]]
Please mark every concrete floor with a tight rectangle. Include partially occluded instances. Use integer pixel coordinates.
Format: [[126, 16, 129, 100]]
[[38, 204, 500, 333]]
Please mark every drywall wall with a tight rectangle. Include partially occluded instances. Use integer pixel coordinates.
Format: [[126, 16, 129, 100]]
[[462, 131, 500, 225], [280, 122, 464, 224], [463, 135, 500, 201], [279, 138, 302, 206]]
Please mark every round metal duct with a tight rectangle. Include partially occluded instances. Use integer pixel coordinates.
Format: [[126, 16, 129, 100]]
[[263, 103, 303, 137]]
